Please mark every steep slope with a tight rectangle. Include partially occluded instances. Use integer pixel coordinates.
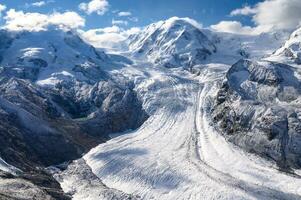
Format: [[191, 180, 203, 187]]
[[206, 30, 289, 62], [211, 27, 301, 170], [128, 17, 216, 68], [267, 27, 301, 65], [212, 59, 301, 169], [0, 28, 147, 199], [127, 17, 289, 70]]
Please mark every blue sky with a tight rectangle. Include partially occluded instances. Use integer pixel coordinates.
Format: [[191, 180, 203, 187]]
[[1, 0, 261, 30], [1, 0, 301, 44]]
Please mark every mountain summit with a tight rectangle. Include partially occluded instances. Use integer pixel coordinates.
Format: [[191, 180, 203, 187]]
[[128, 17, 216, 68]]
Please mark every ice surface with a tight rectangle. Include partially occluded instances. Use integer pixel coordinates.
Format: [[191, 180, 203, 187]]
[[70, 62, 301, 200], [0, 157, 21, 175], [54, 19, 301, 200]]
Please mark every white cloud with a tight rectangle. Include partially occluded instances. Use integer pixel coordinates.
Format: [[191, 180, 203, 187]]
[[0, 4, 6, 12], [229, 0, 301, 32], [124, 27, 141, 35], [48, 12, 85, 29], [112, 19, 128, 26], [81, 26, 124, 49], [0, 4, 6, 16], [79, 0, 109, 15], [254, 0, 301, 30], [129, 17, 138, 22], [118, 11, 132, 17], [230, 6, 256, 16], [166, 17, 203, 30], [4, 9, 85, 31], [25, 0, 54, 8], [210, 21, 258, 35], [80, 26, 140, 49], [32, 1, 46, 7]]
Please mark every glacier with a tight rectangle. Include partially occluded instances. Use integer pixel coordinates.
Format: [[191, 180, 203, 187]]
[[0, 17, 301, 200], [54, 18, 301, 200]]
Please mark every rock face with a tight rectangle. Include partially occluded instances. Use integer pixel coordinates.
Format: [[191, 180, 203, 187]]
[[0, 29, 148, 199], [272, 27, 301, 64], [212, 59, 301, 169], [0, 170, 71, 200], [128, 17, 216, 68], [52, 159, 138, 200]]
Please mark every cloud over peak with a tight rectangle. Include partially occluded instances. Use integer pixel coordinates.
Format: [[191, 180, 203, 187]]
[[80, 26, 140, 49]]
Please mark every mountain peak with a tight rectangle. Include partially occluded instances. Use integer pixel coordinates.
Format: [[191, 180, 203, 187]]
[[269, 26, 301, 64], [128, 17, 215, 68], [160, 17, 203, 30], [0, 28, 114, 87]]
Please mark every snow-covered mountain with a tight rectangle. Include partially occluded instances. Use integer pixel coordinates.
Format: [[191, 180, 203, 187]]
[[0, 29, 112, 85], [1, 17, 301, 200], [212, 59, 301, 169], [269, 27, 301, 64], [0, 28, 147, 199], [210, 26, 301, 170], [128, 17, 217, 68], [55, 23, 301, 199], [126, 17, 289, 69], [208, 30, 289, 61]]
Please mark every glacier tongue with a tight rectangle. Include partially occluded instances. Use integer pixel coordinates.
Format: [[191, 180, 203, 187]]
[[58, 61, 301, 200]]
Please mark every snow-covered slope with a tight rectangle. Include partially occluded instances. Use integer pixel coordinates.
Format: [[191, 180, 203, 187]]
[[207, 30, 289, 62], [127, 17, 288, 69], [212, 59, 301, 169], [269, 27, 301, 64], [0, 157, 21, 175], [210, 26, 301, 170], [0, 28, 147, 199], [0, 29, 111, 86], [49, 21, 301, 200], [1, 17, 300, 200], [58, 61, 301, 199], [128, 17, 216, 68]]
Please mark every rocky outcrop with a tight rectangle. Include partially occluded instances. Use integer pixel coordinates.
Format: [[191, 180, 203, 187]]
[[212, 59, 301, 169], [0, 170, 71, 200], [51, 159, 138, 199]]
